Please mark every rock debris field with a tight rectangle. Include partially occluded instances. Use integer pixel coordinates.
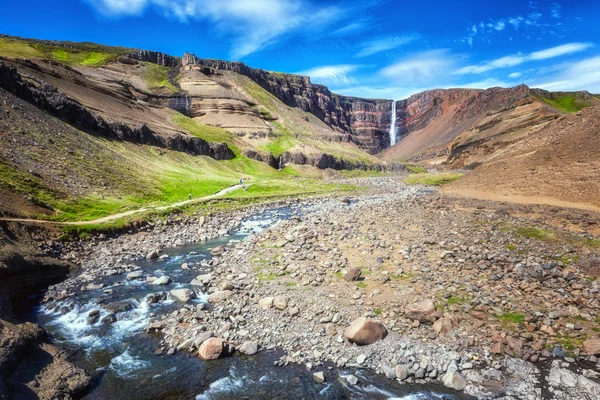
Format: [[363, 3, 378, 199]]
[[44, 178, 600, 399]]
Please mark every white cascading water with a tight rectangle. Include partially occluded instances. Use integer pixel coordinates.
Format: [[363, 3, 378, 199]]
[[184, 93, 190, 116], [389, 100, 397, 146]]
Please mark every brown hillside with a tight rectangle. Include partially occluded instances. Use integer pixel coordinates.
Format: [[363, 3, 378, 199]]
[[443, 107, 600, 211]]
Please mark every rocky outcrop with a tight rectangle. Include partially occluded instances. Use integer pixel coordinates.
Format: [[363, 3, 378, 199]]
[[0, 61, 233, 160], [242, 149, 278, 168], [280, 151, 407, 172], [182, 53, 392, 153], [127, 50, 180, 67]]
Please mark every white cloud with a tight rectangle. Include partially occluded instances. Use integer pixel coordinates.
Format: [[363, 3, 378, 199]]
[[455, 42, 593, 75], [334, 85, 428, 101], [295, 64, 360, 85], [550, 3, 561, 18], [532, 56, 600, 92], [455, 55, 525, 74], [355, 34, 420, 57], [494, 21, 506, 31], [332, 19, 370, 36], [380, 49, 459, 84], [508, 16, 524, 29], [529, 42, 593, 60], [84, 0, 345, 58], [508, 72, 523, 79]]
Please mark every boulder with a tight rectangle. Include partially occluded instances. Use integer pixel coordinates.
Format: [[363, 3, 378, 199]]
[[258, 297, 274, 309], [146, 250, 159, 259], [238, 341, 259, 355], [395, 365, 409, 380], [273, 296, 288, 310], [344, 317, 388, 345], [433, 315, 458, 337], [405, 299, 437, 323], [210, 246, 225, 256], [207, 290, 233, 303], [104, 300, 136, 314], [344, 267, 362, 282], [345, 374, 358, 385], [152, 276, 171, 285], [584, 338, 600, 355], [198, 337, 226, 360], [126, 271, 143, 280], [170, 289, 196, 302], [443, 362, 466, 391], [313, 371, 325, 383]]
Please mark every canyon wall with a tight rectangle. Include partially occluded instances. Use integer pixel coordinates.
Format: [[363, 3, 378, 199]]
[[182, 53, 392, 153]]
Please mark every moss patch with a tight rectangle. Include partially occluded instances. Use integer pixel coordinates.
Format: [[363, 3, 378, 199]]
[[404, 172, 464, 186], [496, 313, 525, 324]]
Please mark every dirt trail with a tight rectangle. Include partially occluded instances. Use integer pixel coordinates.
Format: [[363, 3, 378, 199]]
[[0, 184, 248, 226], [444, 188, 600, 212]]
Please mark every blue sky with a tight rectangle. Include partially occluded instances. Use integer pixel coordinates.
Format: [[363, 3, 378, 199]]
[[1, 0, 599, 99]]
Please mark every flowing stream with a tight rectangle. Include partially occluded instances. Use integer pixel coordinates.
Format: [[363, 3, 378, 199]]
[[31, 206, 467, 399]]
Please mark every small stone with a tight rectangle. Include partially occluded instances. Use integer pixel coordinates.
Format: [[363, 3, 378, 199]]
[[356, 354, 366, 365], [313, 371, 325, 383], [345, 374, 358, 385], [259, 297, 274, 309], [152, 276, 171, 285], [273, 296, 288, 310], [239, 341, 259, 355], [395, 365, 409, 381]]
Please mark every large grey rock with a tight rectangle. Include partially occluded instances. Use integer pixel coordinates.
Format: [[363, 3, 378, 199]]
[[273, 296, 288, 310], [395, 365, 409, 380], [126, 271, 143, 280], [547, 360, 600, 399], [442, 362, 466, 390], [239, 341, 259, 355], [258, 297, 274, 309], [405, 299, 437, 323], [344, 317, 388, 345], [152, 276, 171, 285], [170, 289, 196, 302], [207, 290, 233, 303], [344, 267, 362, 282], [146, 250, 159, 259]]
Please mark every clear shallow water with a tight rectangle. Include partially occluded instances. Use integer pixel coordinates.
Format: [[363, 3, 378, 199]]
[[32, 207, 468, 399]]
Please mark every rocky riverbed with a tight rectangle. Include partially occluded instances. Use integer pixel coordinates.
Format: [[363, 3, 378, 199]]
[[40, 178, 600, 399]]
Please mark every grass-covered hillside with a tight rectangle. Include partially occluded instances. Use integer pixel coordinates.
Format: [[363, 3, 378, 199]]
[[0, 35, 130, 66]]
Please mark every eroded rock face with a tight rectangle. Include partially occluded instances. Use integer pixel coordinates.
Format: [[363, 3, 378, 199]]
[[344, 317, 388, 345], [0, 62, 233, 160], [127, 50, 180, 67], [181, 54, 392, 153]]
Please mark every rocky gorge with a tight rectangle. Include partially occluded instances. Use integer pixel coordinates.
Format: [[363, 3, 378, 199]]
[[30, 178, 600, 399]]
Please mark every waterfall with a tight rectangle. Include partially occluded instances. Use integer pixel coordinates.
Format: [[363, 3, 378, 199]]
[[389, 100, 397, 146], [184, 93, 190, 117], [278, 156, 284, 170]]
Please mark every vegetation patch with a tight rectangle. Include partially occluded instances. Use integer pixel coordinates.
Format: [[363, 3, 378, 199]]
[[404, 172, 463, 186], [533, 94, 595, 113], [143, 63, 178, 92], [496, 313, 525, 324], [390, 272, 414, 280], [446, 296, 467, 305], [373, 307, 382, 315], [355, 282, 368, 289], [514, 226, 555, 242]]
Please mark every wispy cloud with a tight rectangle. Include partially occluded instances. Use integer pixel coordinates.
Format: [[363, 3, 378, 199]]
[[455, 42, 594, 75], [84, 0, 346, 58], [295, 64, 361, 85], [508, 72, 523, 79], [532, 56, 600, 92], [380, 49, 461, 83], [355, 34, 420, 57], [550, 3, 562, 19], [332, 19, 371, 36]]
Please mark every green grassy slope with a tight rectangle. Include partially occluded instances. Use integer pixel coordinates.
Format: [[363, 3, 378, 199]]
[[0, 36, 129, 66], [533, 93, 598, 113]]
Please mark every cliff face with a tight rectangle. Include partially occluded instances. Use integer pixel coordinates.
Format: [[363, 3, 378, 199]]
[[0, 61, 233, 160], [383, 85, 542, 160], [182, 53, 392, 153]]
